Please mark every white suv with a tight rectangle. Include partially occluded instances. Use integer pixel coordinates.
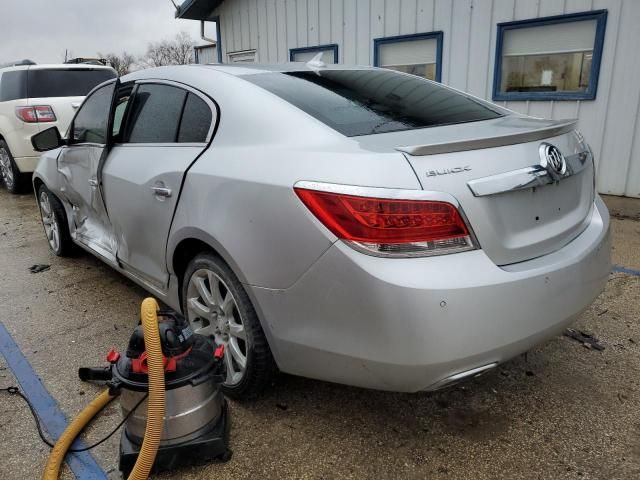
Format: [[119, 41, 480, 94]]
[[0, 61, 116, 193]]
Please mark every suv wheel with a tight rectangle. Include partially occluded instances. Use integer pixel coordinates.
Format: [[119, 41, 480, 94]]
[[0, 140, 29, 194], [182, 253, 276, 400], [37, 185, 73, 256]]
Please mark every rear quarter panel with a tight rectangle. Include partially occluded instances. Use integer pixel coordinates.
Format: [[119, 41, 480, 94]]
[[169, 145, 420, 290], [0, 98, 41, 158], [164, 68, 422, 289]]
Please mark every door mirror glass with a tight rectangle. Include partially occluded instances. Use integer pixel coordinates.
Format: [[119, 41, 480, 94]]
[[31, 127, 64, 152]]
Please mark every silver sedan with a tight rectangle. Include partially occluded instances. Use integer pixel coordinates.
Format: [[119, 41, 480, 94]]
[[31, 63, 610, 399]]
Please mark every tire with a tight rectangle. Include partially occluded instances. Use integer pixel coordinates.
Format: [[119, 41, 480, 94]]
[[37, 184, 74, 256], [0, 140, 30, 194], [182, 252, 276, 400]]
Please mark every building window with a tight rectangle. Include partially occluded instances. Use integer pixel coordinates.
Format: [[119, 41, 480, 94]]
[[493, 10, 607, 101], [373, 32, 443, 82], [227, 49, 257, 63], [290, 44, 339, 64]]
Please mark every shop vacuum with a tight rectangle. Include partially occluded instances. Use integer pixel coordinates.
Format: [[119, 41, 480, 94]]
[[75, 299, 232, 477]]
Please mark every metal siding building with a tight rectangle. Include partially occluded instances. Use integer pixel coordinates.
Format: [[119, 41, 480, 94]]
[[178, 0, 640, 198], [194, 43, 218, 63]]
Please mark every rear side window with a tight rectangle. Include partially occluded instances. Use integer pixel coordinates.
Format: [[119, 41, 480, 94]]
[[178, 93, 212, 143], [125, 84, 187, 143], [27, 69, 116, 98], [243, 69, 502, 136], [0, 70, 27, 101]]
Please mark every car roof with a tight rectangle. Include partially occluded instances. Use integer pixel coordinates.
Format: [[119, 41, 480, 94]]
[[119, 63, 380, 86], [190, 62, 377, 76], [0, 64, 115, 73]]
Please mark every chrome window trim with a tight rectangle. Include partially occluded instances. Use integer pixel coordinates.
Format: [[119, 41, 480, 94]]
[[467, 149, 591, 197], [293, 180, 481, 252], [111, 142, 207, 148], [133, 79, 217, 142]]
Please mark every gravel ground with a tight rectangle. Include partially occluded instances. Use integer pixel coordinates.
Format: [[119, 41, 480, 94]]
[[0, 188, 638, 480]]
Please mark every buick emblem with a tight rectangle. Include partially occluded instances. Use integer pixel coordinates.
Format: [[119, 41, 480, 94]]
[[539, 143, 566, 176]]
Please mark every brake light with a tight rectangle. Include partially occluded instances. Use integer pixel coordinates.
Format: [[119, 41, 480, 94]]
[[295, 186, 476, 257], [15, 106, 56, 123]]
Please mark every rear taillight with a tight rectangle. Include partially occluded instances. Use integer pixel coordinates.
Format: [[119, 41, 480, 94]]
[[15, 106, 56, 123], [295, 183, 476, 257]]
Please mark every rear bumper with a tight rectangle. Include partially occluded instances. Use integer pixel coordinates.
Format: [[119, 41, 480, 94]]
[[13, 156, 40, 173], [251, 196, 611, 392]]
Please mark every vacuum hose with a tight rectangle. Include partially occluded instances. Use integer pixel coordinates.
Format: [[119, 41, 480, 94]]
[[127, 297, 166, 480], [41, 389, 116, 479], [42, 298, 166, 480]]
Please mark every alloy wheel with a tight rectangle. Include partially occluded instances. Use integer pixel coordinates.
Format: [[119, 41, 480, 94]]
[[186, 268, 247, 386], [39, 191, 60, 252], [0, 147, 14, 189]]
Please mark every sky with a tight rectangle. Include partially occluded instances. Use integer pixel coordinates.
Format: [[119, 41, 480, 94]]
[[0, 0, 216, 64]]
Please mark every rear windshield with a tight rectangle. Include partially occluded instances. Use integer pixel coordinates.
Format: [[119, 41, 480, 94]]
[[27, 69, 116, 98], [242, 69, 502, 137]]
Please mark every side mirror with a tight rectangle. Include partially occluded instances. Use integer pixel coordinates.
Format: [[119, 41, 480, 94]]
[[31, 127, 65, 152]]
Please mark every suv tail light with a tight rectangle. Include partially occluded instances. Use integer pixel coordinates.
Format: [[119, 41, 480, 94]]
[[15, 106, 56, 123], [295, 183, 476, 257]]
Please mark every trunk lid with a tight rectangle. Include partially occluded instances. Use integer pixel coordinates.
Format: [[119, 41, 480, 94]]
[[354, 115, 595, 266]]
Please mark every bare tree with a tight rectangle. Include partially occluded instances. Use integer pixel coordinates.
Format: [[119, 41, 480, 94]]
[[140, 31, 195, 68], [99, 51, 136, 76]]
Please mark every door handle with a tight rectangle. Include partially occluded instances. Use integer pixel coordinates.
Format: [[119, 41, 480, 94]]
[[151, 185, 172, 198], [88, 178, 98, 187]]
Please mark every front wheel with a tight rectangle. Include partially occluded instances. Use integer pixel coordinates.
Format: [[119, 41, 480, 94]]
[[182, 253, 276, 400], [37, 185, 74, 256]]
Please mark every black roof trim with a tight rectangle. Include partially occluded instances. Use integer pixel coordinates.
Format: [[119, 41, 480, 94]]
[[175, 0, 223, 20]]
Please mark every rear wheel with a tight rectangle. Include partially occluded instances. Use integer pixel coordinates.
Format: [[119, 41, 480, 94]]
[[182, 253, 276, 400], [37, 185, 74, 256], [0, 140, 29, 193]]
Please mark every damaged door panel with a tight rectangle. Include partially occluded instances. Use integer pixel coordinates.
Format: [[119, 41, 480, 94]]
[[56, 81, 117, 260], [100, 81, 215, 289]]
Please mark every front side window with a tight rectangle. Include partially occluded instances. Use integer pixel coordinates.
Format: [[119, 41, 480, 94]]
[[290, 44, 339, 64], [243, 69, 501, 137], [374, 32, 443, 82], [124, 84, 187, 143], [72, 82, 115, 144], [494, 10, 607, 101]]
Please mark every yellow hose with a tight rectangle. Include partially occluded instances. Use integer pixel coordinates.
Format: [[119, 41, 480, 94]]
[[127, 297, 165, 480], [42, 297, 166, 480], [41, 389, 115, 480]]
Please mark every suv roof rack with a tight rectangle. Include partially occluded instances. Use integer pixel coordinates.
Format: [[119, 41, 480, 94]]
[[0, 59, 36, 68], [64, 57, 108, 66]]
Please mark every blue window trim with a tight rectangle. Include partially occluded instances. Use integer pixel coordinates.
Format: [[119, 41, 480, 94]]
[[373, 31, 444, 83], [212, 15, 223, 63], [493, 10, 607, 102], [289, 44, 339, 63]]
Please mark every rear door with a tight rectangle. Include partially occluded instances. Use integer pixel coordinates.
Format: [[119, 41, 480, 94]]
[[101, 81, 215, 289], [55, 80, 118, 259]]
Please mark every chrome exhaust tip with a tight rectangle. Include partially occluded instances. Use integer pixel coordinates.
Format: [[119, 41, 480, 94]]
[[427, 362, 498, 391]]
